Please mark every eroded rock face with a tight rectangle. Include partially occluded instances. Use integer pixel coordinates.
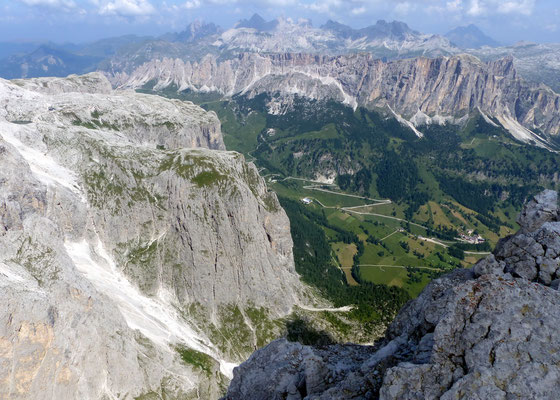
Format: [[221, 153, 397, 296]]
[[0, 73, 303, 399], [225, 190, 560, 399], [113, 53, 560, 139], [475, 189, 560, 285], [516, 189, 558, 233]]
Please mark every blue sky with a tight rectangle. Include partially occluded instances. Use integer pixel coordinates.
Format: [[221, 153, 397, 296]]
[[1, 0, 558, 44]]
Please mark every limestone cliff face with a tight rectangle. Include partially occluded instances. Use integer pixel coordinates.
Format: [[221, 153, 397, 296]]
[[224, 190, 560, 399], [112, 53, 560, 141], [0, 73, 302, 398]]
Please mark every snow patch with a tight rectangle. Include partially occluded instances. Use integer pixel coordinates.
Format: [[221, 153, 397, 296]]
[[297, 304, 353, 312], [219, 361, 237, 379]]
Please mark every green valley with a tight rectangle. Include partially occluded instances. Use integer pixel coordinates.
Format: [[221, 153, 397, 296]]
[[138, 87, 560, 305]]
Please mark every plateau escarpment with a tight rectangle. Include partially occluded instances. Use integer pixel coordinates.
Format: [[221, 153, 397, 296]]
[[0, 73, 302, 398], [225, 190, 560, 399], [113, 53, 560, 146]]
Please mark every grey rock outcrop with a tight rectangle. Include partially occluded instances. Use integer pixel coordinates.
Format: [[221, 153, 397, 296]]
[[515, 189, 558, 233], [113, 53, 560, 141], [11, 72, 113, 95], [475, 189, 560, 285], [0, 73, 303, 398], [225, 190, 560, 399]]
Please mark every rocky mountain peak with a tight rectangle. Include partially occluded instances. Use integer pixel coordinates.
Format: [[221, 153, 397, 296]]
[[321, 19, 349, 32], [224, 190, 560, 399], [176, 20, 222, 42], [367, 19, 415, 39], [488, 54, 516, 78], [235, 13, 279, 31], [475, 189, 560, 285], [445, 24, 500, 49], [517, 189, 558, 232]]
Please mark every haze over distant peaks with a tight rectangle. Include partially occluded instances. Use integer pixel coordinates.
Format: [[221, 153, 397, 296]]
[[161, 20, 222, 42], [235, 13, 280, 32], [2, 14, 560, 93], [321, 19, 416, 41], [445, 24, 500, 49]]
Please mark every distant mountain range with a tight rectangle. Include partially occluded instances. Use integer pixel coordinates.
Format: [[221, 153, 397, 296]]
[[0, 35, 150, 79], [1, 14, 559, 115], [117, 52, 560, 149], [445, 24, 500, 49], [0, 15, 481, 76], [0, 45, 101, 79], [0, 41, 43, 59]]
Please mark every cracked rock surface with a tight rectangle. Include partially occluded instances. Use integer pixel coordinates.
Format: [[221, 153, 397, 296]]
[[113, 53, 560, 137], [225, 190, 560, 399], [476, 189, 560, 285]]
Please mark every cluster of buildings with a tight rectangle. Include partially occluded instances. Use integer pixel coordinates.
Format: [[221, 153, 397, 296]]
[[459, 229, 485, 244]]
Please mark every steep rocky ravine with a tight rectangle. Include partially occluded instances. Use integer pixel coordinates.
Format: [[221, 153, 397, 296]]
[[225, 190, 560, 399], [0, 73, 304, 398]]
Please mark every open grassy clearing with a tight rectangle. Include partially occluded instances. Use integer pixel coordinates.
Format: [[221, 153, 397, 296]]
[[357, 265, 433, 298], [332, 242, 359, 286]]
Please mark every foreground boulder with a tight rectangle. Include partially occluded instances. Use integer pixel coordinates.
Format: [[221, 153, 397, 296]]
[[224, 190, 560, 399]]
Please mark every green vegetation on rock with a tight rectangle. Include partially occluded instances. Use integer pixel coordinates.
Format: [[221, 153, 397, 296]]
[[176, 346, 215, 376]]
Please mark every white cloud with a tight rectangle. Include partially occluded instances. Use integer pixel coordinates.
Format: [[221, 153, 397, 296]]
[[394, 2, 416, 15], [497, 0, 534, 16], [98, 0, 155, 16], [445, 0, 462, 12], [206, 0, 239, 4], [305, 0, 342, 15], [420, 0, 535, 17], [462, 0, 535, 17], [184, 0, 201, 9], [351, 6, 366, 15], [467, 0, 486, 16], [19, 0, 77, 8]]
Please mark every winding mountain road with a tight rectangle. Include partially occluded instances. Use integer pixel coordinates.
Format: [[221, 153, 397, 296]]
[[268, 175, 492, 256]]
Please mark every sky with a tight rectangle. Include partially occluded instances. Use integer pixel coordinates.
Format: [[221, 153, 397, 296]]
[[0, 0, 558, 44]]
